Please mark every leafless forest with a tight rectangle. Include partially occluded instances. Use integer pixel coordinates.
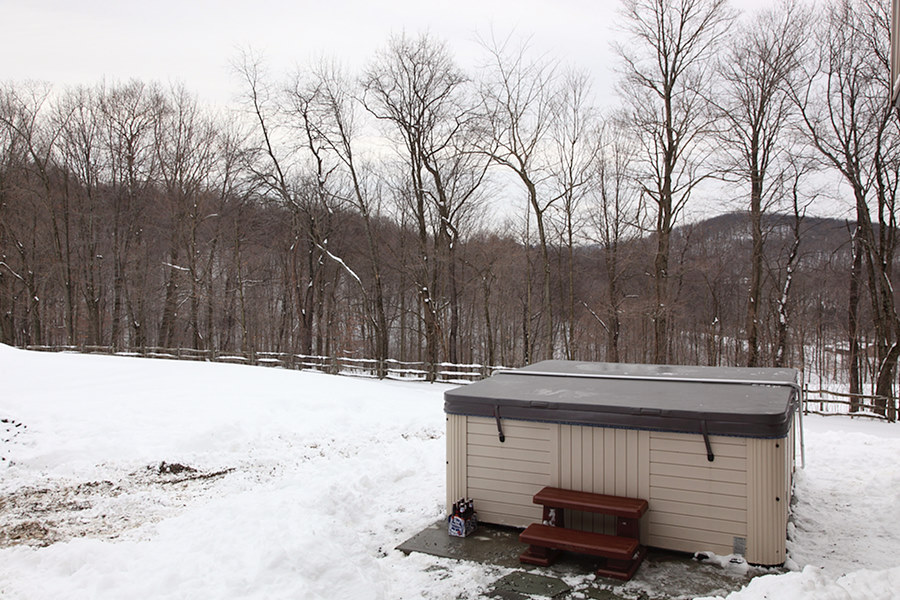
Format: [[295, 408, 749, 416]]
[[1, 0, 899, 409]]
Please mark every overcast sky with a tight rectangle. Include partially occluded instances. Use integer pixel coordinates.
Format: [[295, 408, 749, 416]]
[[1, 0, 771, 110], [0, 1, 613, 106]]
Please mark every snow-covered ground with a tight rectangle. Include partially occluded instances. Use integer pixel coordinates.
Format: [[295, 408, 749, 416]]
[[1, 344, 899, 599]]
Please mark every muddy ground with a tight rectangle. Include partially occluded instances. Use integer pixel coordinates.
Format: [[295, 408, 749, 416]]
[[0, 453, 234, 549]]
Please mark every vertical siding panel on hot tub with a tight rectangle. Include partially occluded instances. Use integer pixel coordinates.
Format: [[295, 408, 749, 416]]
[[557, 425, 651, 537], [638, 429, 652, 542], [463, 416, 551, 527], [446, 414, 467, 513], [746, 437, 789, 565], [648, 431, 748, 557]]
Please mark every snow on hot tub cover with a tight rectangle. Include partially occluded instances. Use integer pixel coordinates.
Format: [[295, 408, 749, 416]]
[[444, 360, 800, 438]]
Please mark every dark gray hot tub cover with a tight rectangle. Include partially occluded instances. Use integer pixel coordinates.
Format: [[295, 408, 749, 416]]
[[444, 360, 799, 438]]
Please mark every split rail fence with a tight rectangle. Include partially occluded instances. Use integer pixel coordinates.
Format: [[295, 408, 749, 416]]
[[22, 345, 508, 383], [802, 386, 897, 423], [17, 345, 900, 421]]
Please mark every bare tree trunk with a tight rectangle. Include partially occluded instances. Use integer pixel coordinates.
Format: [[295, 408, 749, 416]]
[[478, 40, 561, 362], [111, 226, 124, 348], [188, 210, 203, 351], [81, 192, 103, 346], [654, 221, 671, 364], [482, 273, 495, 367], [746, 178, 763, 367], [159, 245, 179, 349], [774, 182, 805, 369], [448, 242, 461, 364], [606, 266, 621, 364], [848, 228, 863, 409], [566, 229, 576, 360]]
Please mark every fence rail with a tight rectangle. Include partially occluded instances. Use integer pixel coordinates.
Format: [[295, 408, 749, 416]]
[[802, 387, 897, 422], [22, 345, 509, 383], [16, 345, 900, 421]]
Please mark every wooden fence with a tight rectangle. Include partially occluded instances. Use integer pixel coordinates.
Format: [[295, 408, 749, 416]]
[[22, 345, 508, 383], [16, 345, 900, 421], [802, 386, 898, 423]]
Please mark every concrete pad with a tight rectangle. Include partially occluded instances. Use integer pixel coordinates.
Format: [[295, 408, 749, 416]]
[[488, 571, 571, 599], [396, 519, 526, 569], [397, 521, 774, 599]]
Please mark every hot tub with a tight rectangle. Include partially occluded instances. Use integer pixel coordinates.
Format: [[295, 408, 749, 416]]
[[443, 360, 800, 566]]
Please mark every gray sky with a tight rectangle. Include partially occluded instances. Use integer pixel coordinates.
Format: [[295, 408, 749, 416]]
[[1, 0, 630, 108]]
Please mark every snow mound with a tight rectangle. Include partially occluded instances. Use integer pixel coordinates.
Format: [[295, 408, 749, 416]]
[[697, 565, 900, 600]]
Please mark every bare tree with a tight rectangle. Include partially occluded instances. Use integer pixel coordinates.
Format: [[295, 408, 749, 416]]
[[0, 87, 18, 345], [793, 0, 900, 415], [714, 0, 809, 366], [362, 33, 485, 376], [99, 80, 165, 349], [550, 70, 601, 359], [291, 60, 391, 372], [773, 160, 813, 367], [0, 83, 75, 344], [0, 83, 47, 345], [589, 117, 643, 363], [202, 118, 252, 355], [56, 86, 107, 345], [154, 84, 219, 349], [617, 0, 735, 364], [478, 35, 562, 362], [234, 50, 336, 357]]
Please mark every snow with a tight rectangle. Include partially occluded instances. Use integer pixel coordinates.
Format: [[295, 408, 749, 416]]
[[696, 566, 900, 600], [2, 344, 900, 599]]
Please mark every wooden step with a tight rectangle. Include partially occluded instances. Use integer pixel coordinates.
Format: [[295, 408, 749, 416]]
[[519, 523, 647, 581], [532, 487, 648, 519], [519, 523, 639, 561]]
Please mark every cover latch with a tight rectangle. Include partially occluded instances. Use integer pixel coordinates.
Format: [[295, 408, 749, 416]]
[[700, 420, 715, 462], [493, 405, 505, 443]]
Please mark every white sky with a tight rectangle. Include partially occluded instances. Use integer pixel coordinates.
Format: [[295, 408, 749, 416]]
[[0, 0, 770, 110], [1, 0, 620, 108]]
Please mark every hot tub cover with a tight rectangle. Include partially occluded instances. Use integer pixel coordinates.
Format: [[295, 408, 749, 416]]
[[444, 360, 799, 438]]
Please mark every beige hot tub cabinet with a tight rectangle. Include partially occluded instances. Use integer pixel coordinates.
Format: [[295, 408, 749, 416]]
[[444, 360, 800, 566]]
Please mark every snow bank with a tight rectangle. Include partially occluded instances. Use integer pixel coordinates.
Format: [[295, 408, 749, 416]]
[[697, 565, 900, 600]]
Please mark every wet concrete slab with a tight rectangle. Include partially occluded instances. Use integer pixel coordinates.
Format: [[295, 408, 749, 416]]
[[397, 520, 774, 599], [488, 571, 571, 599], [397, 519, 526, 569]]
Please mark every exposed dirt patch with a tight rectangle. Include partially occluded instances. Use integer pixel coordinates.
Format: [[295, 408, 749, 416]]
[[0, 521, 55, 547], [156, 461, 196, 476], [0, 462, 235, 548], [149, 461, 234, 485]]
